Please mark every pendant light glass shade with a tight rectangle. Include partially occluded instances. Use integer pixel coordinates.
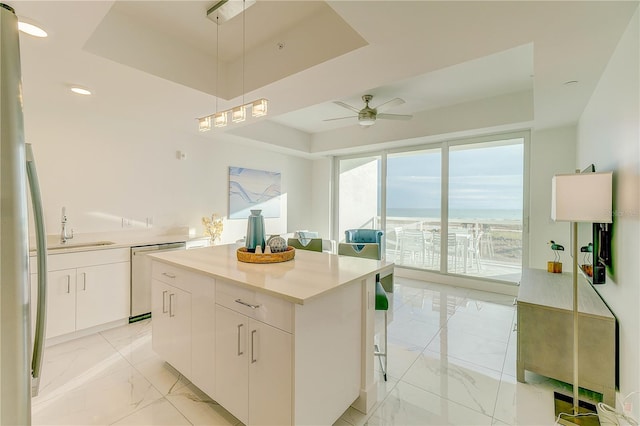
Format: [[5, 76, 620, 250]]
[[251, 98, 268, 117], [231, 105, 246, 123], [198, 116, 212, 132], [214, 111, 228, 127]]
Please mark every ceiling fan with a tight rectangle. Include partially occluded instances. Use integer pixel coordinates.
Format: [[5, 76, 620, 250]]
[[324, 94, 413, 126]]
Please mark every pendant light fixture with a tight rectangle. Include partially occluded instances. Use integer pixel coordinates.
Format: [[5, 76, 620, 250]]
[[198, 0, 267, 132], [213, 15, 227, 128]]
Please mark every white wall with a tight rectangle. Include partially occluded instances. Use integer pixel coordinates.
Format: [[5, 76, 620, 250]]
[[528, 126, 577, 269], [337, 158, 380, 242], [310, 157, 332, 238], [577, 8, 640, 415], [26, 115, 314, 244]]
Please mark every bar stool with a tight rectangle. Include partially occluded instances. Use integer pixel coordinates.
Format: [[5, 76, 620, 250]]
[[374, 279, 388, 381], [338, 242, 389, 381]]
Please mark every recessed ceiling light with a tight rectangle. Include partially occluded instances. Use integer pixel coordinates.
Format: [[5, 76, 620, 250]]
[[70, 86, 92, 96], [18, 21, 47, 38]]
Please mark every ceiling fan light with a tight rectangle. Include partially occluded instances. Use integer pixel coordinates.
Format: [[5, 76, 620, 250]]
[[214, 111, 228, 127], [359, 119, 376, 126], [251, 98, 268, 117], [231, 105, 246, 123]]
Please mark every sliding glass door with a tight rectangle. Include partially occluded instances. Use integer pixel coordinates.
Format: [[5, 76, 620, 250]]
[[386, 149, 441, 270], [335, 131, 528, 284], [447, 139, 524, 282]]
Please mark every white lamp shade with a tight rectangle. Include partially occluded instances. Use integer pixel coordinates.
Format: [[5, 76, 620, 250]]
[[551, 171, 613, 223]]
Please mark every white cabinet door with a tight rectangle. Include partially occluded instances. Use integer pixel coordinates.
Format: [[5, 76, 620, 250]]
[[76, 262, 130, 330], [47, 269, 76, 338], [248, 318, 292, 426], [151, 279, 192, 376], [215, 305, 249, 425], [152, 279, 172, 360]]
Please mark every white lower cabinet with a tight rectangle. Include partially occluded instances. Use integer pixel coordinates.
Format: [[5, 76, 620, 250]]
[[77, 262, 130, 330], [151, 279, 192, 376], [215, 305, 249, 423], [215, 287, 292, 426], [248, 317, 292, 425], [46, 269, 77, 337], [150, 262, 215, 396], [32, 248, 131, 339]]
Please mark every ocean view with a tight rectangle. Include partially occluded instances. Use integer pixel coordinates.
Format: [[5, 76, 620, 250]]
[[386, 208, 522, 221]]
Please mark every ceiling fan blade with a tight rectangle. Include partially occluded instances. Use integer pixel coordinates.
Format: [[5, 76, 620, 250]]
[[377, 113, 412, 120], [333, 101, 361, 113], [323, 115, 357, 122], [375, 97, 405, 112]]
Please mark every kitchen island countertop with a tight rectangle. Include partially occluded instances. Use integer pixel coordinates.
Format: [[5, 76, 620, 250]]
[[149, 243, 393, 305]]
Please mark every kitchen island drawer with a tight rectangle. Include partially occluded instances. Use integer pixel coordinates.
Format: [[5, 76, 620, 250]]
[[152, 262, 212, 292], [48, 247, 129, 271], [216, 279, 293, 333]]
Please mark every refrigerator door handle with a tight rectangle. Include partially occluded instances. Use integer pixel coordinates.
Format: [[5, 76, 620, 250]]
[[26, 143, 48, 397]]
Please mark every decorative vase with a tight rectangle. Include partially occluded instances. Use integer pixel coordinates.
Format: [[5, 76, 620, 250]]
[[267, 235, 287, 253], [245, 209, 266, 253]]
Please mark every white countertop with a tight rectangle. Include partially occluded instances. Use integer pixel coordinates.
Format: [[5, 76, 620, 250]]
[[149, 244, 394, 305], [29, 228, 208, 255]]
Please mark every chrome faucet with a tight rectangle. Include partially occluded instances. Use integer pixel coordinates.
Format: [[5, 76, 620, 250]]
[[60, 206, 74, 243]]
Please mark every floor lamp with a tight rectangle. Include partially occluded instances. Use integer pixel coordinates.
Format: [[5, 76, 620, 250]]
[[551, 171, 613, 425]]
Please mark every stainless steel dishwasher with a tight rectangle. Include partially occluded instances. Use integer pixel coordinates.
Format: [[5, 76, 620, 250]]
[[130, 242, 186, 322]]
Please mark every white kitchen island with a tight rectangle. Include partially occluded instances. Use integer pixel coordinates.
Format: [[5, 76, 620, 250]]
[[148, 244, 393, 426]]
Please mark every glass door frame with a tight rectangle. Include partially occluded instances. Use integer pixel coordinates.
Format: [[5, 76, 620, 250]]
[[332, 152, 388, 244]]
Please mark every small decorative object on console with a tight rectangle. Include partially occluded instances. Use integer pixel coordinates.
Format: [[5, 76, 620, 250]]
[[547, 240, 564, 273], [580, 243, 593, 277]]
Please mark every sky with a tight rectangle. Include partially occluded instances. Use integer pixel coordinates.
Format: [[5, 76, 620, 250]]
[[386, 142, 524, 212]]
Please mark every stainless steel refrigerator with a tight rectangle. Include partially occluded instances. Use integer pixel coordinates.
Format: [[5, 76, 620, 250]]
[[0, 3, 48, 424]]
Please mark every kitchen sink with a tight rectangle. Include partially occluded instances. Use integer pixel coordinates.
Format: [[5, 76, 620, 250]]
[[48, 241, 115, 250]]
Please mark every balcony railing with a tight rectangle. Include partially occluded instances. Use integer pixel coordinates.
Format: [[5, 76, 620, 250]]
[[345, 216, 523, 283]]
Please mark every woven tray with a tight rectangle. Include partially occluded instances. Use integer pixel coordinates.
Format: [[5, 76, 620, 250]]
[[237, 246, 295, 263]]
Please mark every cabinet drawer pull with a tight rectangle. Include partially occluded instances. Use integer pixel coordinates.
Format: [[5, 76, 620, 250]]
[[251, 329, 257, 364], [169, 293, 176, 317], [235, 299, 260, 309], [237, 324, 244, 356], [162, 272, 176, 279], [162, 291, 168, 313]]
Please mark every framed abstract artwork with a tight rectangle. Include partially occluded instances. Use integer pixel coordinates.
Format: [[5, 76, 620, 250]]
[[229, 167, 281, 219]]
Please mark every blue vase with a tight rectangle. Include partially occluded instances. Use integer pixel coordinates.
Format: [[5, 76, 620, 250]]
[[246, 209, 265, 253]]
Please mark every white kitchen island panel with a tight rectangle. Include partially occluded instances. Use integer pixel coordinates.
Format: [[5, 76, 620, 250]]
[[149, 244, 393, 426]]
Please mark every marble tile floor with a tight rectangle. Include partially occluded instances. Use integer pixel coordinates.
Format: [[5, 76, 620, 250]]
[[32, 277, 571, 425]]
